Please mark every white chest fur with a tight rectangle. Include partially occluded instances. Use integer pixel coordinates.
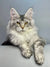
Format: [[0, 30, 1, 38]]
[[8, 28, 38, 46]]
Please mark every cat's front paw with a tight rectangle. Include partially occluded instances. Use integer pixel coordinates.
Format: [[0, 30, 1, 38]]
[[34, 53, 44, 65], [22, 49, 32, 58]]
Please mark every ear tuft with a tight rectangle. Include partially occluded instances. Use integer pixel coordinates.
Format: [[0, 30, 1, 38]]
[[10, 8, 20, 19], [24, 8, 33, 20]]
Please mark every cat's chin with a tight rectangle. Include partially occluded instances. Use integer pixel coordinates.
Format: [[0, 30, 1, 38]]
[[17, 30, 25, 32]]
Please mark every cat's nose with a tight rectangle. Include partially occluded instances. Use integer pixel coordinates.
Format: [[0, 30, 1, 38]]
[[21, 26, 24, 29], [21, 23, 24, 29]]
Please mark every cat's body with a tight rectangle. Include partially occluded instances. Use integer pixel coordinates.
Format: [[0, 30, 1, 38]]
[[7, 20, 39, 46], [2, 8, 46, 65]]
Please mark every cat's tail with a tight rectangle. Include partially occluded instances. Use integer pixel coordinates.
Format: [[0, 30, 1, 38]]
[[2, 40, 12, 45], [1, 40, 14, 46], [1, 40, 19, 47]]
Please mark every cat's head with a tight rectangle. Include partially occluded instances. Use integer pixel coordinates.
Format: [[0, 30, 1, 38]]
[[9, 8, 35, 32]]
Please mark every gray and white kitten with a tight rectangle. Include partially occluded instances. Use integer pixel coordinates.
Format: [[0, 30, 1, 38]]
[[7, 8, 46, 65]]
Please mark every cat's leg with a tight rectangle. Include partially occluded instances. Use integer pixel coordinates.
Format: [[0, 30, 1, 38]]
[[19, 43, 32, 58], [33, 39, 45, 65]]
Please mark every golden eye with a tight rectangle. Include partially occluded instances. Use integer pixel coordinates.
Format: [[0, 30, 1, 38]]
[[25, 22, 28, 25], [17, 21, 20, 24]]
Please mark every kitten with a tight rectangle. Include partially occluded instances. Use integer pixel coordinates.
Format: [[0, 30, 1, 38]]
[[2, 8, 46, 65]]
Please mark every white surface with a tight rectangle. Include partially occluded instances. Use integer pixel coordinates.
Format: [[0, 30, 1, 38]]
[[0, 45, 50, 67]]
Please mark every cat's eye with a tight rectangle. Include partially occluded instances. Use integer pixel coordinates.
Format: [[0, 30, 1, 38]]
[[25, 22, 28, 25], [17, 21, 20, 24]]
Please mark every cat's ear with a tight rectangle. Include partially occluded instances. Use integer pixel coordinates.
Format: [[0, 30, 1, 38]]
[[24, 8, 33, 20], [10, 8, 20, 19]]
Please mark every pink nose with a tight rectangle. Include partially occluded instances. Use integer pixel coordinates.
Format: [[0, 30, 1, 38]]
[[21, 26, 24, 29]]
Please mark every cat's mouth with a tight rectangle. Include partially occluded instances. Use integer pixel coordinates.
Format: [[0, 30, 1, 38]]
[[21, 29, 25, 32], [17, 29, 25, 32]]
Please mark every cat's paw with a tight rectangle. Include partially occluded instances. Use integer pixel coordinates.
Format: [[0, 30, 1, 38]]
[[22, 49, 32, 58], [34, 53, 44, 65]]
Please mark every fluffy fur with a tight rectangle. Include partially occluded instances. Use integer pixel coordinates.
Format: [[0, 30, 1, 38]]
[[5, 8, 46, 65]]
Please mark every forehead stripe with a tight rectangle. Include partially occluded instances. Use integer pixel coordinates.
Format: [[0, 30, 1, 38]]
[[20, 15, 24, 21]]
